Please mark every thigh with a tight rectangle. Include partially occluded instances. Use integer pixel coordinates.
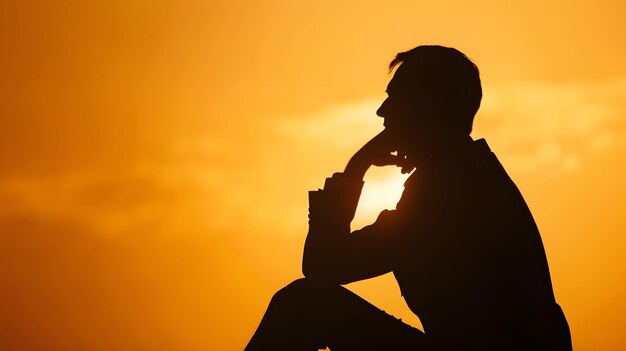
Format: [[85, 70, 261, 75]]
[[279, 278, 425, 350]]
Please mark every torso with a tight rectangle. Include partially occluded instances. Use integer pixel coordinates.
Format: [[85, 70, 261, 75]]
[[391, 139, 567, 347]]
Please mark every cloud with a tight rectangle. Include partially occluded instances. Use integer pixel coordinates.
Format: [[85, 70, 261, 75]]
[[275, 99, 384, 150], [273, 79, 626, 175], [0, 160, 251, 350], [0, 169, 189, 236], [474, 79, 626, 172], [3, 78, 624, 241]]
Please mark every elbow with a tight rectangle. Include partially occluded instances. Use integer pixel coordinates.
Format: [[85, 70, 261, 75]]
[[301, 252, 322, 279], [302, 235, 330, 279], [302, 232, 350, 284], [302, 242, 331, 278], [302, 255, 349, 285], [301, 262, 316, 280]]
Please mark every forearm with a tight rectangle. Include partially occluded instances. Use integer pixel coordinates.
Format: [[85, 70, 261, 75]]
[[344, 157, 371, 181], [302, 173, 364, 281], [302, 216, 350, 282]]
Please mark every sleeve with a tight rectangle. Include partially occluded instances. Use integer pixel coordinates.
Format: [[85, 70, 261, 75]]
[[302, 172, 410, 284]]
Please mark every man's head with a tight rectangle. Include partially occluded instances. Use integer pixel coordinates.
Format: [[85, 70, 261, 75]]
[[377, 45, 482, 153]]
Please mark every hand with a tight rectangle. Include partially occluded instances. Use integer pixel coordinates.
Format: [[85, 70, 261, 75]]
[[344, 129, 413, 179]]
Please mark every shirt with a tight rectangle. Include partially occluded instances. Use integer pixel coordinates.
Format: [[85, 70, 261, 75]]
[[303, 138, 571, 349]]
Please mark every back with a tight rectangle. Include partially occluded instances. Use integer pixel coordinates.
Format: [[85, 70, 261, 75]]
[[392, 139, 571, 349]]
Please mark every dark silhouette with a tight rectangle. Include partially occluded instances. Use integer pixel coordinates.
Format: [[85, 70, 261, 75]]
[[245, 45, 572, 350]]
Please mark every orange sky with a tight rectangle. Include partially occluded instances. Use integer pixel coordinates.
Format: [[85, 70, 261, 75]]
[[1, 1, 626, 350]]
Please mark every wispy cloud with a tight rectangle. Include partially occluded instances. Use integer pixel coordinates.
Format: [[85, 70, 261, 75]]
[[475, 79, 626, 172], [3, 78, 624, 238], [274, 79, 626, 175]]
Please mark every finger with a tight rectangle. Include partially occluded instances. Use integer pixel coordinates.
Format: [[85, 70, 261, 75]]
[[372, 153, 402, 167], [396, 153, 415, 174], [401, 165, 415, 174]]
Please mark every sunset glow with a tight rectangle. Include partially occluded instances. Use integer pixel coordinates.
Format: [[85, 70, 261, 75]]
[[1, 1, 626, 350]]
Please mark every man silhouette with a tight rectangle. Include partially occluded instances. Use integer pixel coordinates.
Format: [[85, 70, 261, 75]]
[[245, 45, 572, 350]]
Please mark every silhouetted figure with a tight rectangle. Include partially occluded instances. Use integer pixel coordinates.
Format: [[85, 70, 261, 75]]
[[245, 45, 572, 350]]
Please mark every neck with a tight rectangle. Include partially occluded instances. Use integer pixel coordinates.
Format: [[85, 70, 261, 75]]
[[405, 134, 473, 169]]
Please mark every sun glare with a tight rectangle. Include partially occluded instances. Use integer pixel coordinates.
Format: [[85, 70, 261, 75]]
[[352, 167, 411, 229]]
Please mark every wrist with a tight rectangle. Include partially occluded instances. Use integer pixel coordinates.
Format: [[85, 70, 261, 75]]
[[344, 158, 370, 180]]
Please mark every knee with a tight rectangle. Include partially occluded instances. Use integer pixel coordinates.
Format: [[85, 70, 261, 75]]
[[271, 278, 315, 304], [270, 278, 338, 308]]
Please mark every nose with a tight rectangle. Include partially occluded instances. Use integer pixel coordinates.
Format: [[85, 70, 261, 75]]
[[376, 98, 388, 118]]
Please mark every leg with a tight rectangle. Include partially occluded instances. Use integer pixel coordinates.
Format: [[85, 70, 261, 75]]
[[245, 278, 425, 351]]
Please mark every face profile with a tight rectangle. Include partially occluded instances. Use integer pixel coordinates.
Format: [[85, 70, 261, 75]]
[[375, 46, 483, 167]]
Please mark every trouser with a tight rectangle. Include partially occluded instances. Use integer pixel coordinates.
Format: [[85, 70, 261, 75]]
[[244, 278, 426, 351]]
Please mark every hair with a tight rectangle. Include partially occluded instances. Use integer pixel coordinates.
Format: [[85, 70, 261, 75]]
[[389, 45, 482, 134]]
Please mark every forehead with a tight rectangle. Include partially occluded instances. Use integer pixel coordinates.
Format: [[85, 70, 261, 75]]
[[386, 62, 421, 94]]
